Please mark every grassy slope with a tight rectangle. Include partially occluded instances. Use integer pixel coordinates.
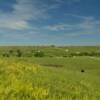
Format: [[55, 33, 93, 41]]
[[0, 57, 100, 100]]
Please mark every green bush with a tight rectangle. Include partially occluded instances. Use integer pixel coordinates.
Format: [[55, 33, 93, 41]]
[[16, 49, 22, 57], [34, 51, 45, 57]]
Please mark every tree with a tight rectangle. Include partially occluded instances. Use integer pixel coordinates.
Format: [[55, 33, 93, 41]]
[[16, 49, 22, 57], [9, 50, 13, 54], [34, 51, 45, 57], [2, 53, 9, 57]]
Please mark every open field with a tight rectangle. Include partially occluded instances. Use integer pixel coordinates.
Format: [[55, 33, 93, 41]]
[[0, 46, 100, 100]]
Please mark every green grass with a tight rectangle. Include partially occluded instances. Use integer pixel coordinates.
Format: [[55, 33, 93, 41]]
[[0, 46, 100, 57], [0, 57, 100, 99]]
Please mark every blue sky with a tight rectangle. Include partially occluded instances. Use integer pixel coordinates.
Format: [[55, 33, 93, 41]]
[[0, 0, 100, 45]]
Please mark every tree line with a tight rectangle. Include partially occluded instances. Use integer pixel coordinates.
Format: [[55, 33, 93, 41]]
[[1, 49, 100, 57]]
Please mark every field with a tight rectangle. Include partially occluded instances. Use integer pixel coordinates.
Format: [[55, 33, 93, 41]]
[[0, 46, 100, 100]]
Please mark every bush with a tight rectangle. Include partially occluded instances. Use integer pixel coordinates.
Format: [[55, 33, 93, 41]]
[[2, 53, 9, 57], [34, 51, 45, 57], [16, 49, 22, 57], [9, 50, 13, 54], [81, 69, 85, 73]]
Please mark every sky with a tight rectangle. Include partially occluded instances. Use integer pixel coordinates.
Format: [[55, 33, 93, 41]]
[[0, 0, 100, 45]]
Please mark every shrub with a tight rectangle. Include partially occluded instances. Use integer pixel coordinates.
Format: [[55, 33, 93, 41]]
[[9, 50, 13, 54], [16, 49, 22, 57], [81, 69, 85, 73], [34, 51, 45, 57], [2, 53, 9, 57]]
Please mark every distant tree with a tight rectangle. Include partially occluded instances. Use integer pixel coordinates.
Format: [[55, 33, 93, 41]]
[[9, 50, 13, 54], [2, 53, 9, 57], [16, 49, 22, 57], [51, 45, 55, 47], [34, 51, 45, 57], [63, 55, 67, 57]]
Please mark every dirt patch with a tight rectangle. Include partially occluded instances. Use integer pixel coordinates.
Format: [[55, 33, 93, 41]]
[[42, 64, 63, 68]]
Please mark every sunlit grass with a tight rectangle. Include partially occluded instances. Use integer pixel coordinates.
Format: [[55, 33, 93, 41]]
[[0, 57, 100, 100]]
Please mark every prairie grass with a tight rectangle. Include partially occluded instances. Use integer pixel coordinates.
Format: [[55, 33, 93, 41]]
[[0, 57, 100, 100]]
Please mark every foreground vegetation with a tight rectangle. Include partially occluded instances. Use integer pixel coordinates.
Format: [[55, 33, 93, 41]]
[[0, 56, 100, 99]]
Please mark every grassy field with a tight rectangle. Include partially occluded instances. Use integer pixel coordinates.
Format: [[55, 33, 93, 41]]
[[0, 46, 100, 99], [0, 55, 100, 99]]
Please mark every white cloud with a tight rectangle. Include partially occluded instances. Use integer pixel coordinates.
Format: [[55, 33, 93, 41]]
[[66, 13, 94, 20], [42, 14, 100, 34], [0, 0, 100, 36], [0, 0, 56, 30], [0, 0, 31, 30], [43, 24, 73, 31], [55, 0, 80, 4]]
